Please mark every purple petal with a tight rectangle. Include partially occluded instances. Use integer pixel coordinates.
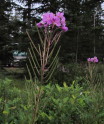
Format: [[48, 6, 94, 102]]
[[61, 26, 68, 32]]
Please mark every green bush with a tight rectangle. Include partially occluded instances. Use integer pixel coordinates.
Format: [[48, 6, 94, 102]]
[[38, 82, 85, 124], [0, 78, 104, 124], [38, 82, 104, 124], [53, 63, 86, 85], [0, 78, 32, 124]]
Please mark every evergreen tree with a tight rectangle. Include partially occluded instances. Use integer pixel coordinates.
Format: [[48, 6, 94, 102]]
[[0, 0, 13, 65], [11, 0, 104, 63]]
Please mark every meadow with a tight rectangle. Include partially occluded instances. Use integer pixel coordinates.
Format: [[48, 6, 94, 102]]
[[0, 63, 104, 124]]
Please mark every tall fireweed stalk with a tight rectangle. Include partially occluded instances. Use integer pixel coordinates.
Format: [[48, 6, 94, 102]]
[[26, 12, 68, 84], [26, 12, 68, 124], [87, 56, 98, 84]]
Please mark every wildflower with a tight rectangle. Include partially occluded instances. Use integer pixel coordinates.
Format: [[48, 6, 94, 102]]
[[87, 58, 91, 62], [37, 12, 68, 32], [36, 22, 43, 28], [87, 56, 98, 63], [93, 56, 98, 63], [42, 12, 55, 25], [61, 26, 68, 32], [53, 16, 61, 27], [61, 17, 66, 26], [56, 12, 64, 18], [90, 58, 94, 62]]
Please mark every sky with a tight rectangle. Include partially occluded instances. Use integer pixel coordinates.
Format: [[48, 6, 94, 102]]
[[12, 0, 104, 19], [13, 0, 104, 9], [13, 0, 41, 8]]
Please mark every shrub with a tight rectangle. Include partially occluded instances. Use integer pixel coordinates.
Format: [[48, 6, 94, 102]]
[[0, 78, 32, 124], [38, 82, 104, 124], [0, 78, 104, 124]]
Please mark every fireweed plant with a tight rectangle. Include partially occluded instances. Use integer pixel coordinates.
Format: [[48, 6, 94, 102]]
[[87, 56, 98, 83], [26, 12, 68, 84], [26, 12, 68, 123]]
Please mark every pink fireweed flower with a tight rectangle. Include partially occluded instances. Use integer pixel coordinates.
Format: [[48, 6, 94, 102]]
[[87, 56, 98, 63], [61, 26, 68, 32], [42, 12, 55, 25], [56, 12, 66, 27], [36, 12, 68, 32], [90, 58, 94, 62], [87, 58, 91, 62], [93, 56, 98, 63], [61, 17, 66, 26], [56, 12, 64, 18], [36, 22, 43, 28], [53, 16, 61, 27]]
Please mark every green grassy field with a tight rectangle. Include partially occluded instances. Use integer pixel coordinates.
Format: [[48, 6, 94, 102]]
[[0, 64, 104, 123], [0, 67, 26, 88]]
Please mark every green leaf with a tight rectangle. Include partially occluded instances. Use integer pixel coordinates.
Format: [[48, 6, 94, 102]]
[[56, 84, 61, 92], [63, 82, 68, 88], [63, 97, 69, 103], [40, 112, 48, 118], [3, 111, 9, 115], [72, 95, 76, 99]]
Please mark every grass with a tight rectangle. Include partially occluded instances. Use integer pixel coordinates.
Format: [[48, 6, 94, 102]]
[[0, 64, 104, 123], [0, 67, 26, 89], [1, 63, 104, 88]]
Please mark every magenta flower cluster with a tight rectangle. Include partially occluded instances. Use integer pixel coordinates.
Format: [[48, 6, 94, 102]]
[[36, 12, 68, 32], [87, 56, 98, 63]]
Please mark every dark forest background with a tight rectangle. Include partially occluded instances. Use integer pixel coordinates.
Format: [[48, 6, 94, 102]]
[[0, 0, 104, 65]]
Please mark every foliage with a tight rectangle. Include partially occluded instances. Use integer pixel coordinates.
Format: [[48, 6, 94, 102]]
[[0, 78, 22, 123], [52, 63, 85, 84], [0, 0, 13, 65], [38, 82, 85, 124], [80, 84, 104, 124], [0, 78, 38, 124], [38, 82, 104, 124], [0, 77, 104, 123]]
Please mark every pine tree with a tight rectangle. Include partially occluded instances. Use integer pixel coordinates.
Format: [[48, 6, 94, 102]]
[[0, 0, 13, 65], [13, 0, 104, 62]]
